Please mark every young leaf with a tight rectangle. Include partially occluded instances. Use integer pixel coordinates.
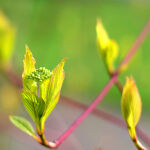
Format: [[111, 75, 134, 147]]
[[121, 77, 142, 130], [22, 46, 36, 78], [39, 78, 50, 101], [35, 97, 45, 119], [22, 46, 37, 93], [21, 90, 37, 122], [0, 11, 15, 66], [41, 59, 66, 129], [21, 90, 45, 123], [96, 19, 110, 50], [9, 116, 35, 137], [121, 77, 146, 149], [105, 40, 118, 72], [23, 78, 37, 93], [96, 19, 118, 72]]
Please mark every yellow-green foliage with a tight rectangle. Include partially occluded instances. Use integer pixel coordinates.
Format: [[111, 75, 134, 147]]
[[96, 19, 118, 72], [121, 77, 142, 139], [0, 11, 15, 66], [22, 46, 65, 133], [22, 46, 36, 78], [10, 46, 66, 136]]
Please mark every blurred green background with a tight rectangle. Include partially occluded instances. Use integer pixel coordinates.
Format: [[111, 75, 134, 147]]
[[0, 1, 150, 150], [0, 0, 150, 113]]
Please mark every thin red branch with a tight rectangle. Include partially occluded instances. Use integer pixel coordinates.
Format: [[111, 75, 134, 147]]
[[61, 96, 150, 146], [52, 75, 117, 147], [60, 95, 125, 128], [47, 19, 150, 148], [4, 67, 150, 146], [117, 20, 150, 72], [2, 19, 150, 148], [61, 95, 150, 146]]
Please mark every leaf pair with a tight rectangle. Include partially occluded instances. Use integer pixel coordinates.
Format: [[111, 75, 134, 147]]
[[10, 46, 66, 136], [96, 19, 118, 73]]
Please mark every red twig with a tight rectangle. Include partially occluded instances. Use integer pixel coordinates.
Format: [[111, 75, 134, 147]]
[[4, 67, 150, 146], [61, 95, 150, 146], [61, 95, 126, 128], [117, 20, 150, 72], [53, 75, 117, 147], [46, 19, 150, 148], [3, 19, 150, 148]]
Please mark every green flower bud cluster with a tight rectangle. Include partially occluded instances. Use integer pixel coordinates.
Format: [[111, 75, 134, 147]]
[[26, 67, 52, 83]]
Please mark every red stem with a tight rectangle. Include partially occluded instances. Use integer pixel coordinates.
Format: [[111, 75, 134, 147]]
[[117, 19, 150, 72], [61, 95, 126, 128], [60, 96, 150, 146], [3, 19, 150, 148], [4, 68, 150, 146], [47, 19, 150, 148], [54, 75, 117, 147]]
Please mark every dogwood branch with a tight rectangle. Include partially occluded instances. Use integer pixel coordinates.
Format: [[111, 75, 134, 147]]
[[41, 19, 150, 148], [3, 67, 150, 146], [3, 19, 150, 148]]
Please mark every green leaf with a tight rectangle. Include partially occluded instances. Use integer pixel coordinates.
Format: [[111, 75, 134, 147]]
[[9, 116, 35, 137], [39, 78, 50, 101], [121, 77, 142, 138], [21, 90, 37, 122], [96, 19, 110, 50], [41, 93, 60, 131], [0, 11, 15, 66], [22, 46, 37, 93], [41, 59, 66, 128], [105, 40, 118, 72], [96, 19, 118, 72], [23, 78, 37, 94], [21, 90, 45, 123], [121, 77, 146, 149], [22, 46, 36, 78], [35, 96, 45, 119]]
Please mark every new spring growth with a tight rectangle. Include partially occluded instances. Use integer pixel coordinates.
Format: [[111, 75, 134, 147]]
[[10, 46, 66, 140], [96, 19, 118, 73], [121, 77, 146, 150], [0, 11, 15, 67], [26, 67, 52, 83]]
